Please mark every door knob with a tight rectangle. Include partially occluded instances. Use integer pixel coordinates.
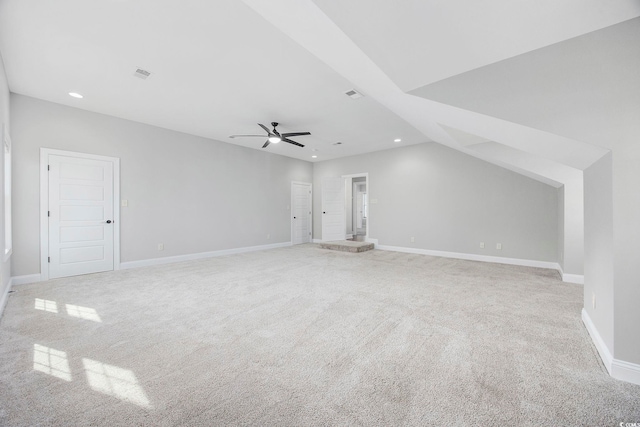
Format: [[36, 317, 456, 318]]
[[293, 216, 297, 219], [106, 220, 112, 224], [323, 211, 326, 214]]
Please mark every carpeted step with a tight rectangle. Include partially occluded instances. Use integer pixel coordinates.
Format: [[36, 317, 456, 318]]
[[318, 240, 374, 253]]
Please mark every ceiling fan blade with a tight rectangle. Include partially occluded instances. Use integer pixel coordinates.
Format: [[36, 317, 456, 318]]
[[229, 134, 266, 138], [282, 132, 311, 138], [283, 137, 304, 147], [262, 140, 271, 148], [258, 123, 272, 135]]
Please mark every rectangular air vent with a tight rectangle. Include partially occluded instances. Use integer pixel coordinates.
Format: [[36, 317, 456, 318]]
[[133, 68, 151, 80], [344, 89, 363, 99]]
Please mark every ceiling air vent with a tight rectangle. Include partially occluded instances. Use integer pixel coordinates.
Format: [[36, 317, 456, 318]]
[[344, 89, 363, 99], [133, 68, 152, 80]]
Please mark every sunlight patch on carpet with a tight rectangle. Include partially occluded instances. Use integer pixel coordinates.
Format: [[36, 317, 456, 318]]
[[34, 298, 58, 313], [33, 344, 72, 381], [66, 304, 102, 322], [82, 358, 151, 408]]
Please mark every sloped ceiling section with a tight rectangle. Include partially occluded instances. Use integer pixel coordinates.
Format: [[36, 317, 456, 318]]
[[311, 0, 640, 92], [1, 0, 637, 179], [242, 0, 627, 187], [410, 17, 640, 149]]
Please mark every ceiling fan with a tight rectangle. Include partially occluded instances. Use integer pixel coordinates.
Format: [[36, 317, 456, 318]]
[[229, 122, 311, 148]]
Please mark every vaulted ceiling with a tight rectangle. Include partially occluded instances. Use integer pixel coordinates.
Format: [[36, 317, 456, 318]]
[[1, 0, 639, 184]]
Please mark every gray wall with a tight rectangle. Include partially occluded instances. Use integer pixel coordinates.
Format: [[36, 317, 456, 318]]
[[407, 18, 640, 365], [313, 143, 558, 263], [0, 52, 10, 300], [11, 94, 312, 276], [557, 186, 564, 272], [562, 178, 584, 276], [583, 153, 614, 352]]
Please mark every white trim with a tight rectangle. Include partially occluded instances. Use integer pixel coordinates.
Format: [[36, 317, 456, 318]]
[[11, 274, 43, 286], [40, 148, 121, 281], [611, 358, 640, 386], [346, 234, 353, 239], [582, 309, 640, 385], [121, 241, 292, 270], [291, 181, 312, 245], [312, 239, 323, 243], [3, 248, 11, 262], [581, 308, 613, 373], [562, 273, 584, 284], [377, 244, 559, 270], [0, 277, 12, 319]]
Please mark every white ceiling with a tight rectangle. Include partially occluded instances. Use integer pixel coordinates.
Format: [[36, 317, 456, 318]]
[[0, 0, 638, 175], [311, 0, 640, 92], [0, 0, 426, 162]]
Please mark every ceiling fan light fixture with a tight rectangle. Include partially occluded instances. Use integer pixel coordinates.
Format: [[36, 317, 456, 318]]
[[268, 136, 281, 144]]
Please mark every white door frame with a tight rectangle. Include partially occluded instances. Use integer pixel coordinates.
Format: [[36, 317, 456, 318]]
[[342, 173, 369, 239], [40, 148, 121, 281], [291, 181, 312, 244]]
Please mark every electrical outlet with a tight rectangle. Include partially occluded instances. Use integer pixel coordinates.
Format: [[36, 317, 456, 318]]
[[592, 293, 596, 309], [121, 199, 128, 207], [410, 236, 415, 243], [157, 243, 164, 251], [496, 243, 502, 250], [480, 242, 485, 249]]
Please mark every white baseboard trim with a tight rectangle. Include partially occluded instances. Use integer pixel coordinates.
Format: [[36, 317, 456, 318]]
[[611, 358, 640, 385], [376, 244, 559, 270], [556, 265, 584, 285], [581, 308, 640, 385], [0, 277, 13, 319], [121, 242, 292, 270], [562, 273, 584, 285], [346, 234, 353, 239], [11, 274, 43, 286], [312, 239, 322, 243], [581, 308, 613, 373]]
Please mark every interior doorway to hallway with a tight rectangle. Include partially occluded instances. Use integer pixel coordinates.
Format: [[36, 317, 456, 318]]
[[343, 174, 368, 242]]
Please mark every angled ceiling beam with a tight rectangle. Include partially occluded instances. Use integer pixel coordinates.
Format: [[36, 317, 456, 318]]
[[243, 0, 608, 181]]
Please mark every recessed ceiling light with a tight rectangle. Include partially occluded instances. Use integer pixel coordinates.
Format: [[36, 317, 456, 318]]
[[312, 155, 317, 158], [394, 138, 402, 142], [68, 92, 83, 99]]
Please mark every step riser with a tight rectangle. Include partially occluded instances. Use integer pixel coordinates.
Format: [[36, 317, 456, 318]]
[[318, 242, 374, 253]]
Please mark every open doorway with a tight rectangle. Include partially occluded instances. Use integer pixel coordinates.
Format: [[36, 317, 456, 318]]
[[343, 174, 368, 242]]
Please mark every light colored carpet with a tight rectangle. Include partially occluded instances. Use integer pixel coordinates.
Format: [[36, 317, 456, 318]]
[[0, 244, 638, 426]]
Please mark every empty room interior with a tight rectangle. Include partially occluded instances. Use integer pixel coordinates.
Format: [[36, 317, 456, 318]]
[[0, 1, 639, 425]]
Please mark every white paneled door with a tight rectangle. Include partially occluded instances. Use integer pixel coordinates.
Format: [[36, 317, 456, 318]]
[[292, 182, 312, 244], [47, 153, 116, 279], [321, 177, 345, 241]]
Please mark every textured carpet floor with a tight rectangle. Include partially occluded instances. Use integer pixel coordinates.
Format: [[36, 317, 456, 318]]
[[0, 244, 638, 426]]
